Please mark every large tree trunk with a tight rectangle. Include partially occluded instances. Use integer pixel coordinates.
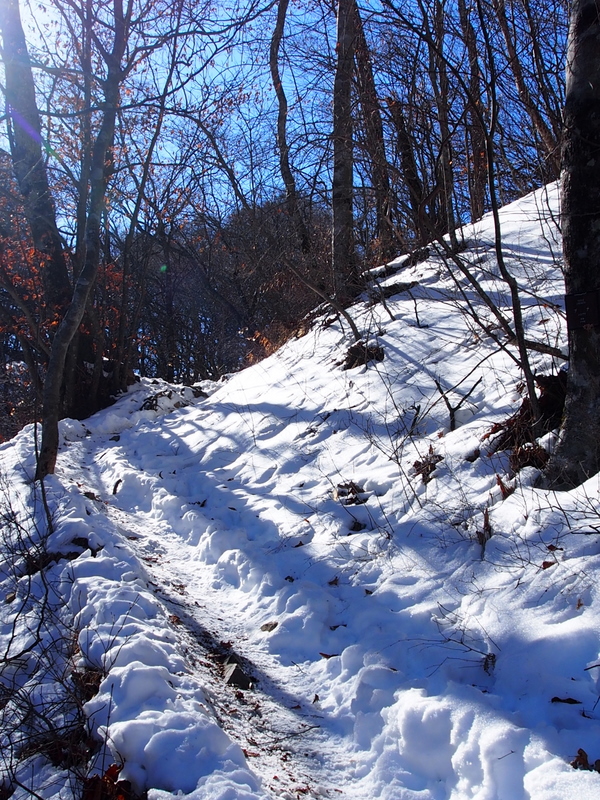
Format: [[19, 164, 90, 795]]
[[0, 0, 71, 312], [332, 0, 358, 300], [542, 0, 600, 488]]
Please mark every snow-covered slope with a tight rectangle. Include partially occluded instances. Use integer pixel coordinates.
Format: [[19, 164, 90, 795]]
[[2, 184, 600, 799]]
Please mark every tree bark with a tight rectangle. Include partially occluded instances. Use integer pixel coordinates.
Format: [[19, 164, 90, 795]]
[[420, 0, 458, 249], [352, 0, 396, 261], [0, 0, 71, 312], [542, 0, 600, 488], [458, 0, 487, 222], [332, 0, 358, 299]]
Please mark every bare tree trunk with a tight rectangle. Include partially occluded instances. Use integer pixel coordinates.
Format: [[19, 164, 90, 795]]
[[269, 0, 311, 252], [492, 0, 560, 178], [0, 0, 71, 311], [387, 96, 431, 246], [73, 0, 93, 279], [542, 0, 600, 488], [420, 0, 458, 249], [332, 0, 358, 300], [458, 0, 487, 221], [351, 0, 396, 261]]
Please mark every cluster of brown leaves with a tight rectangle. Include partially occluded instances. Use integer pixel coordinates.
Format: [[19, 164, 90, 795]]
[[485, 373, 567, 473], [571, 748, 600, 773], [413, 446, 443, 484], [82, 765, 143, 800]]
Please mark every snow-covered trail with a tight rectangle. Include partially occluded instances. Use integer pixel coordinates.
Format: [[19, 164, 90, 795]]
[[52, 355, 599, 800], [53, 347, 600, 799], [4, 185, 600, 800], [99, 504, 348, 800], [58, 393, 437, 800]]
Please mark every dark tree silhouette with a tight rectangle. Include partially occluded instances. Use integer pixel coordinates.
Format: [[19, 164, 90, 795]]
[[543, 0, 600, 488]]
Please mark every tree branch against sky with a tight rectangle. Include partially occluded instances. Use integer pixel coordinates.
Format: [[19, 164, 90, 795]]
[[0, 0, 580, 478], [0, 0, 278, 476]]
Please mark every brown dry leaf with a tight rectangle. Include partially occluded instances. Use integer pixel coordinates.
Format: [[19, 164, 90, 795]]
[[571, 748, 590, 770]]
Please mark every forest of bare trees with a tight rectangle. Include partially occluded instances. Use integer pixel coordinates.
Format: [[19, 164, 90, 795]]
[[0, 0, 577, 478]]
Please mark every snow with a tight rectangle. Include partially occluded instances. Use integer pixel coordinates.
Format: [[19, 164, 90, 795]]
[[2, 183, 600, 799]]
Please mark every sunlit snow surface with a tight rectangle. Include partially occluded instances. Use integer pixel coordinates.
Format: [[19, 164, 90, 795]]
[[3, 184, 600, 799]]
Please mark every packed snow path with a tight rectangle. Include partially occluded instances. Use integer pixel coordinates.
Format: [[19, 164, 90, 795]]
[[100, 501, 357, 799], [3, 186, 600, 799]]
